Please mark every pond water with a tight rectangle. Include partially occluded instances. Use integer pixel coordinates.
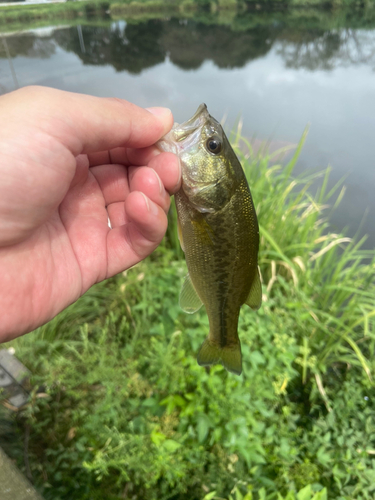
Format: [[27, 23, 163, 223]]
[[0, 10, 374, 248]]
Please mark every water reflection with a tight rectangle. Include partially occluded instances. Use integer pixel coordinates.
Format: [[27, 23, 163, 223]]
[[53, 22, 164, 73], [277, 29, 375, 70], [1, 32, 55, 59], [49, 20, 274, 73], [4, 16, 375, 73]]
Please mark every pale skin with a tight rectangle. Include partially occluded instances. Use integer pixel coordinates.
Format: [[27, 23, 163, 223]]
[[0, 86, 181, 342]]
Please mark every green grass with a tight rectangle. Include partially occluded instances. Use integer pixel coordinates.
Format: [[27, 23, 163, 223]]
[[1, 136, 374, 500], [0, 1, 108, 26]]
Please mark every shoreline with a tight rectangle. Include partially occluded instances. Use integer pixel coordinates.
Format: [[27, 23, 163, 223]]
[[1, 0, 373, 28]]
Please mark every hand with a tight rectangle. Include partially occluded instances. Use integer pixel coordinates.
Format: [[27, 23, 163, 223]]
[[0, 86, 181, 341]]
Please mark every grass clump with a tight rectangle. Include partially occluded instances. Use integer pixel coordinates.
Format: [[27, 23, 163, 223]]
[[235, 130, 375, 394], [1, 135, 374, 499]]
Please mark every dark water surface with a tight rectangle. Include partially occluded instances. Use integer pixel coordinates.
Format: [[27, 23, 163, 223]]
[[1, 11, 374, 248]]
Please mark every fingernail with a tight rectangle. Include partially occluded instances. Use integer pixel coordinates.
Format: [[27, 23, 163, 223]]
[[152, 169, 164, 195], [146, 107, 172, 120], [140, 192, 150, 212], [141, 192, 159, 216], [174, 159, 182, 193]]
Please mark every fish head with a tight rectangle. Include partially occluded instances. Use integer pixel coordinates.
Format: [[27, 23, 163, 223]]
[[158, 104, 238, 212]]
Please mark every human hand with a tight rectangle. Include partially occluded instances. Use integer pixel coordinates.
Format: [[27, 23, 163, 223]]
[[0, 86, 180, 342]]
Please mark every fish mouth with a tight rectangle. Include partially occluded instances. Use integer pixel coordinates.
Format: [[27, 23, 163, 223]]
[[173, 103, 209, 143], [156, 104, 212, 156]]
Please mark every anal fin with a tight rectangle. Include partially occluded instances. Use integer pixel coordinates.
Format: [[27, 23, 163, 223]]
[[179, 273, 203, 314]]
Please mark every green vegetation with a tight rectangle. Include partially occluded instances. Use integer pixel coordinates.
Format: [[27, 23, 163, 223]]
[[0, 1, 108, 28], [1, 135, 374, 500]]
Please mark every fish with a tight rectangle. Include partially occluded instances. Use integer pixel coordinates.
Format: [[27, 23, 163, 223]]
[[158, 104, 261, 375]]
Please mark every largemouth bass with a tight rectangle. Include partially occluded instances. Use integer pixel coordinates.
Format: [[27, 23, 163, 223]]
[[158, 104, 261, 375]]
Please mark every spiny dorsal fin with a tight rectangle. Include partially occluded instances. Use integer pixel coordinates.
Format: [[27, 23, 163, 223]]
[[244, 267, 262, 310], [179, 273, 203, 314]]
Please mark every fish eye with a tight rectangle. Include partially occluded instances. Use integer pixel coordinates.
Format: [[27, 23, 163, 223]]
[[206, 136, 222, 155]]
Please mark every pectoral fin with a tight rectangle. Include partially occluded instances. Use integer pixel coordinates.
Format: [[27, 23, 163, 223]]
[[244, 267, 262, 310], [179, 274, 203, 314]]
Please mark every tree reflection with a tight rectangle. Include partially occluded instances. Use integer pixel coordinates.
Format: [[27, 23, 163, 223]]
[[160, 19, 274, 70], [0, 33, 55, 59], [51, 18, 275, 72], [276, 28, 375, 70], [3, 13, 375, 73], [53, 21, 165, 73]]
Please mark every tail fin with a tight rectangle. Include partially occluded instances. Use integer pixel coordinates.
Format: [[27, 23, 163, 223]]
[[197, 338, 242, 375]]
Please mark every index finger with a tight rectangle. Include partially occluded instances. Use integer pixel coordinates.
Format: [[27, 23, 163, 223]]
[[87, 145, 161, 168], [3, 86, 173, 156]]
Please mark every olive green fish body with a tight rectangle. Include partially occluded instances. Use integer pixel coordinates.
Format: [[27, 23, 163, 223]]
[[158, 104, 261, 375]]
